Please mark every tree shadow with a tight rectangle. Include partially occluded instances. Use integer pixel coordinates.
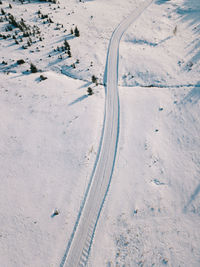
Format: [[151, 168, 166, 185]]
[[157, 35, 172, 46], [52, 34, 75, 45], [125, 38, 158, 47], [176, 0, 200, 26], [176, 0, 200, 66], [155, 0, 200, 68], [78, 81, 92, 89], [182, 82, 200, 104], [154, 0, 170, 5], [184, 183, 200, 213], [68, 95, 88, 106]]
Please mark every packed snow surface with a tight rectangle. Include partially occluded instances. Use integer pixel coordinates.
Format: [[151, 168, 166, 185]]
[[0, 0, 199, 266]]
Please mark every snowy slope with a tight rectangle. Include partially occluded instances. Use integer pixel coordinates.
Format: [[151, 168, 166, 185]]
[[88, 1, 200, 266], [0, 0, 140, 83], [0, 0, 199, 266], [119, 0, 200, 87], [0, 71, 104, 266], [89, 86, 200, 267]]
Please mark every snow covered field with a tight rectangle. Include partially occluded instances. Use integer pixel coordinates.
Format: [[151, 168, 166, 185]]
[[0, 0, 199, 266], [0, 71, 104, 266], [90, 86, 200, 266]]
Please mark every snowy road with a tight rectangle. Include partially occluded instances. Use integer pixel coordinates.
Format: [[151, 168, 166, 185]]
[[61, 1, 153, 266]]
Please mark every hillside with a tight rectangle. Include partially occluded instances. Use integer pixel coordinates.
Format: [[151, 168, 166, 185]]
[[0, 0, 199, 266]]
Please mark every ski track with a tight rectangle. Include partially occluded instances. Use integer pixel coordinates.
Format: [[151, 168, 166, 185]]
[[60, 1, 154, 267]]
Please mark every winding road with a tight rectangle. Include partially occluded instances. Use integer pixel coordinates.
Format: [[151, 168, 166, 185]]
[[61, 1, 153, 266]]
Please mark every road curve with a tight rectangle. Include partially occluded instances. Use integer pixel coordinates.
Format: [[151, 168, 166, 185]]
[[61, 1, 153, 266]]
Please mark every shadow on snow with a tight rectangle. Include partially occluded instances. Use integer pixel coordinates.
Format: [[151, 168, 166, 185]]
[[68, 95, 88, 106]]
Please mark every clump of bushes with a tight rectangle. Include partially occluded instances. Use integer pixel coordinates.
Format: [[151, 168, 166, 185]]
[[1, 60, 7, 65], [91, 75, 98, 85]]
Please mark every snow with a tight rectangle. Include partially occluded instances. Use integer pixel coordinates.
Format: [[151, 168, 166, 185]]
[[119, 0, 200, 87], [0, 71, 104, 266], [0, 0, 199, 266], [89, 86, 200, 266], [0, 0, 140, 83], [61, 2, 154, 265]]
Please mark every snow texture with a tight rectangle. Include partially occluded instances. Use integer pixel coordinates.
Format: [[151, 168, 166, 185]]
[[0, 0, 199, 266]]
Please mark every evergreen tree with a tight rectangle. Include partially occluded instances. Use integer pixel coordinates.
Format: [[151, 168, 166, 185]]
[[67, 50, 71, 57], [92, 75, 97, 84], [74, 26, 80, 37], [64, 39, 70, 50]]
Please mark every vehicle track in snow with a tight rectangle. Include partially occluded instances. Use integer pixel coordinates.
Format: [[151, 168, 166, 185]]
[[60, 1, 153, 266]]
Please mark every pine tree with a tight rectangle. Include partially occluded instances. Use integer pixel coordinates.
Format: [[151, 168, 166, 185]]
[[1, 8, 5, 15], [74, 26, 80, 37], [64, 39, 70, 50], [67, 50, 71, 57], [92, 75, 97, 84]]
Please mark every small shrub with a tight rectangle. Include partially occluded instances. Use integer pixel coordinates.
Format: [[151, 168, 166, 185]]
[[87, 87, 93, 95], [91, 75, 98, 84], [30, 63, 38, 73], [17, 59, 25, 65], [173, 25, 177, 35], [52, 208, 59, 217], [40, 74, 47, 81], [41, 14, 48, 19], [23, 32, 30, 37]]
